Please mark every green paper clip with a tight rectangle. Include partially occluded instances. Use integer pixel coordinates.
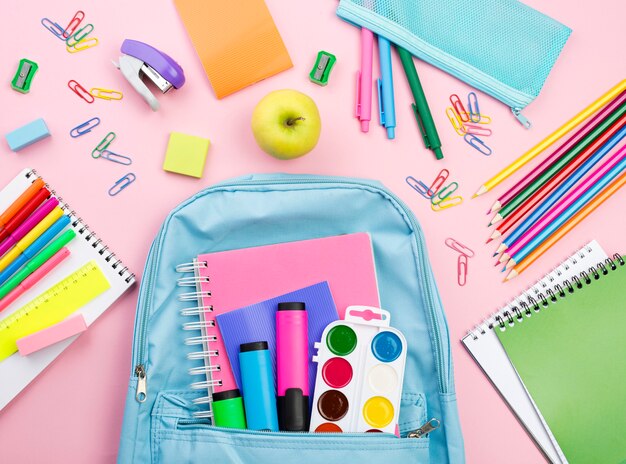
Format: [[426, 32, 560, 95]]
[[309, 51, 336, 86], [11, 59, 39, 93]]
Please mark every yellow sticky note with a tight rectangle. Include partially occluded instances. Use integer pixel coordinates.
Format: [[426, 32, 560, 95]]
[[163, 132, 211, 178]]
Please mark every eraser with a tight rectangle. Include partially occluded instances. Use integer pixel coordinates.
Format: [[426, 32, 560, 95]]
[[5, 118, 51, 152], [17, 314, 87, 356], [163, 132, 211, 178]]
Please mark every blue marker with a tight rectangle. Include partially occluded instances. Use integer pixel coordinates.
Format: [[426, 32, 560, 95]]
[[239, 341, 279, 431], [0, 215, 70, 285], [377, 36, 396, 139]]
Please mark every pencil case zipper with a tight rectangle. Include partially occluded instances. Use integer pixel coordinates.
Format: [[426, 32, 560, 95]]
[[336, 3, 533, 128], [131, 176, 451, 402]]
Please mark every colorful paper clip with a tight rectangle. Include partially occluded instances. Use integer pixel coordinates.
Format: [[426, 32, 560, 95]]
[[67, 37, 99, 53], [467, 92, 481, 123], [92, 132, 116, 158], [446, 107, 466, 136], [108, 173, 136, 196], [100, 150, 132, 165], [41, 18, 66, 40], [449, 94, 469, 122], [431, 182, 459, 205], [90, 88, 123, 101], [66, 23, 94, 47], [464, 124, 492, 137], [457, 254, 468, 286], [63, 11, 85, 38], [431, 195, 463, 211], [428, 169, 450, 197], [459, 112, 491, 124], [464, 134, 492, 156], [70, 117, 101, 138], [68, 80, 95, 103], [445, 238, 475, 258], [406, 176, 433, 199]]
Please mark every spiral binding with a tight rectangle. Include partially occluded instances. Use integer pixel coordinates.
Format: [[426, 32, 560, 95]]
[[27, 169, 135, 284], [468, 252, 623, 340], [177, 259, 219, 419]]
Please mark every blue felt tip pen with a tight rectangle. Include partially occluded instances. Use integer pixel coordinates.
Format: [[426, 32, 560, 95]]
[[239, 341, 279, 431], [377, 36, 396, 139]]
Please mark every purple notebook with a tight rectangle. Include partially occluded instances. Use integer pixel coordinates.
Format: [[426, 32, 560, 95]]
[[215, 281, 339, 399]]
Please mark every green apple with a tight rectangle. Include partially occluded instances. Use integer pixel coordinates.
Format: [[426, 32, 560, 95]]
[[251, 89, 322, 160]]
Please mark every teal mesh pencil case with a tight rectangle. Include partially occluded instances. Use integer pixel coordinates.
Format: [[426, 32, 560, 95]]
[[336, 0, 572, 126]]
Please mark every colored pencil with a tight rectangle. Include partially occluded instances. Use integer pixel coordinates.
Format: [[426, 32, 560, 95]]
[[0, 178, 45, 232], [489, 90, 626, 213], [506, 171, 626, 280], [474, 79, 626, 197], [490, 102, 626, 224]]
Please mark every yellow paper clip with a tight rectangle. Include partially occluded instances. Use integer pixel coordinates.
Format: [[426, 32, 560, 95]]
[[90, 88, 123, 101], [431, 195, 463, 211], [67, 37, 99, 53], [459, 112, 491, 124], [446, 107, 467, 136]]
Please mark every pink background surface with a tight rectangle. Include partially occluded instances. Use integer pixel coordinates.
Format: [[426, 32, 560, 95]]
[[0, 0, 623, 462]]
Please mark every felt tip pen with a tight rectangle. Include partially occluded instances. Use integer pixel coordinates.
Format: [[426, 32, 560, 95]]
[[0, 187, 50, 244], [211, 389, 247, 429], [396, 46, 444, 160], [0, 197, 58, 257], [377, 36, 396, 139], [239, 341, 279, 431], [356, 28, 374, 132], [0, 178, 45, 232]]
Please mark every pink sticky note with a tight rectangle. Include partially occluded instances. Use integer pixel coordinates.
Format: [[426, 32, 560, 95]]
[[17, 315, 87, 356]]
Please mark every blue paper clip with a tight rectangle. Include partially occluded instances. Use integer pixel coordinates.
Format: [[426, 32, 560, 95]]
[[431, 182, 459, 205], [100, 150, 132, 166], [70, 117, 101, 138], [464, 134, 492, 156], [41, 18, 66, 40], [468, 92, 481, 123], [66, 23, 94, 47], [406, 176, 433, 198], [108, 173, 136, 196]]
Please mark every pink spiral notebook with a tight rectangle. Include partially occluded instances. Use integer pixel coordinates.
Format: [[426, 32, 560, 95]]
[[181, 233, 380, 399]]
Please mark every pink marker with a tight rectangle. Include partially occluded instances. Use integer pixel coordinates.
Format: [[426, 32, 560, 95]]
[[0, 197, 59, 258], [356, 28, 374, 132], [276, 302, 309, 431]]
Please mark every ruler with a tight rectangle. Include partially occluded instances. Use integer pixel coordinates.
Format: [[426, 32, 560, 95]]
[[0, 261, 110, 361]]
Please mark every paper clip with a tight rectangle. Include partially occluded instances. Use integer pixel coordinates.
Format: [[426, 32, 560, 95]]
[[464, 123, 492, 137], [68, 80, 94, 103], [92, 132, 116, 158], [90, 88, 123, 101], [406, 176, 433, 199], [449, 94, 469, 122], [70, 117, 101, 138], [66, 23, 94, 47], [108, 173, 136, 196], [431, 182, 459, 205], [63, 11, 85, 38], [41, 18, 66, 40], [459, 112, 491, 124], [445, 238, 475, 258], [428, 169, 450, 196], [464, 134, 492, 156], [431, 195, 463, 211], [468, 92, 481, 123], [67, 37, 99, 53], [457, 254, 468, 286], [100, 150, 132, 165], [446, 108, 466, 136]]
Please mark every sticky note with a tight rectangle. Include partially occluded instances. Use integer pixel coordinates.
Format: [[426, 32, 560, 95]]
[[163, 132, 211, 178], [5, 118, 50, 152]]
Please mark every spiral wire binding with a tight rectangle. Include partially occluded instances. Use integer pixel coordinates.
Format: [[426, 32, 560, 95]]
[[177, 259, 220, 420], [27, 170, 135, 284]]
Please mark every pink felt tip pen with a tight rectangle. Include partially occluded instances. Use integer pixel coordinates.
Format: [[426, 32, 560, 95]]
[[356, 28, 374, 132], [276, 302, 309, 431], [0, 197, 59, 258]]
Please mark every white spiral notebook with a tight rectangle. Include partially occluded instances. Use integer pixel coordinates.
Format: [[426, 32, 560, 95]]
[[462, 240, 607, 464]]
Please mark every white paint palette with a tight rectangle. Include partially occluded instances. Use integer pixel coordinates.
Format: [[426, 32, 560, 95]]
[[309, 306, 407, 434]]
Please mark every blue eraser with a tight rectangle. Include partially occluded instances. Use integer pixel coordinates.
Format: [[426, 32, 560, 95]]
[[5, 118, 51, 152]]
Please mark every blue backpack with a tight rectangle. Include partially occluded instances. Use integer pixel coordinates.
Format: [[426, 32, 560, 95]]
[[118, 174, 465, 463]]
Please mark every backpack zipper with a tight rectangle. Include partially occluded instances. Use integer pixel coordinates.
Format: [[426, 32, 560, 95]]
[[132, 177, 451, 401]]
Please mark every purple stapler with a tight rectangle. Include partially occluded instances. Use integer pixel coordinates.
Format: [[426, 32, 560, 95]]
[[114, 39, 185, 111]]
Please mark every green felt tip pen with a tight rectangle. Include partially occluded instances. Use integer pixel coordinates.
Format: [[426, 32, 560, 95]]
[[396, 46, 444, 160], [0, 229, 76, 299], [212, 389, 247, 429]]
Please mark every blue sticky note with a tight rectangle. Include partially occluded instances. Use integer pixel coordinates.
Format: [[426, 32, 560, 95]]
[[5, 118, 50, 152]]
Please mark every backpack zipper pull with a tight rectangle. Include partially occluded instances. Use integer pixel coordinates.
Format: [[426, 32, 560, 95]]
[[135, 364, 147, 403], [511, 108, 532, 129], [407, 418, 440, 438]]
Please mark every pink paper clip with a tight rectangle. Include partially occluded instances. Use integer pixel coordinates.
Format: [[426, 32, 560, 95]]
[[445, 238, 475, 258], [63, 10, 85, 38], [406, 176, 433, 199], [449, 94, 469, 122], [457, 254, 468, 286], [68, 80, 95, 103], [464, 124, 492, 137], [428, 169, 449, 196], [464, 134, 492, 156]]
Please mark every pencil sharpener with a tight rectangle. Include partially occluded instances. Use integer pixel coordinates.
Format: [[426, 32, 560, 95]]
[[309, 51, 336, 86], [11, 59, 39, 93]]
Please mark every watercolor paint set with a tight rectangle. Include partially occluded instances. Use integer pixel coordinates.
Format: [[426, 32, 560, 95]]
[[309, 306, 407, 434]]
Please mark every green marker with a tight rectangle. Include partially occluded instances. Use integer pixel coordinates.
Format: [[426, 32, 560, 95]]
[[396, 46, 444, 160], [0, 229, 76, 299], [212, 389, 247, 429]]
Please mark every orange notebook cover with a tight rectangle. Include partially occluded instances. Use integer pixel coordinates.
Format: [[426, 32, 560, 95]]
[[174, 0, 293, 99]]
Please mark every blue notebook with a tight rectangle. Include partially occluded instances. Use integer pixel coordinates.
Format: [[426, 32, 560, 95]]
[[215, 281, 339, 399]]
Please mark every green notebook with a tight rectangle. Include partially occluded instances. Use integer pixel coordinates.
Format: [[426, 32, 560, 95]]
[[496, 256, 626, 464]]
